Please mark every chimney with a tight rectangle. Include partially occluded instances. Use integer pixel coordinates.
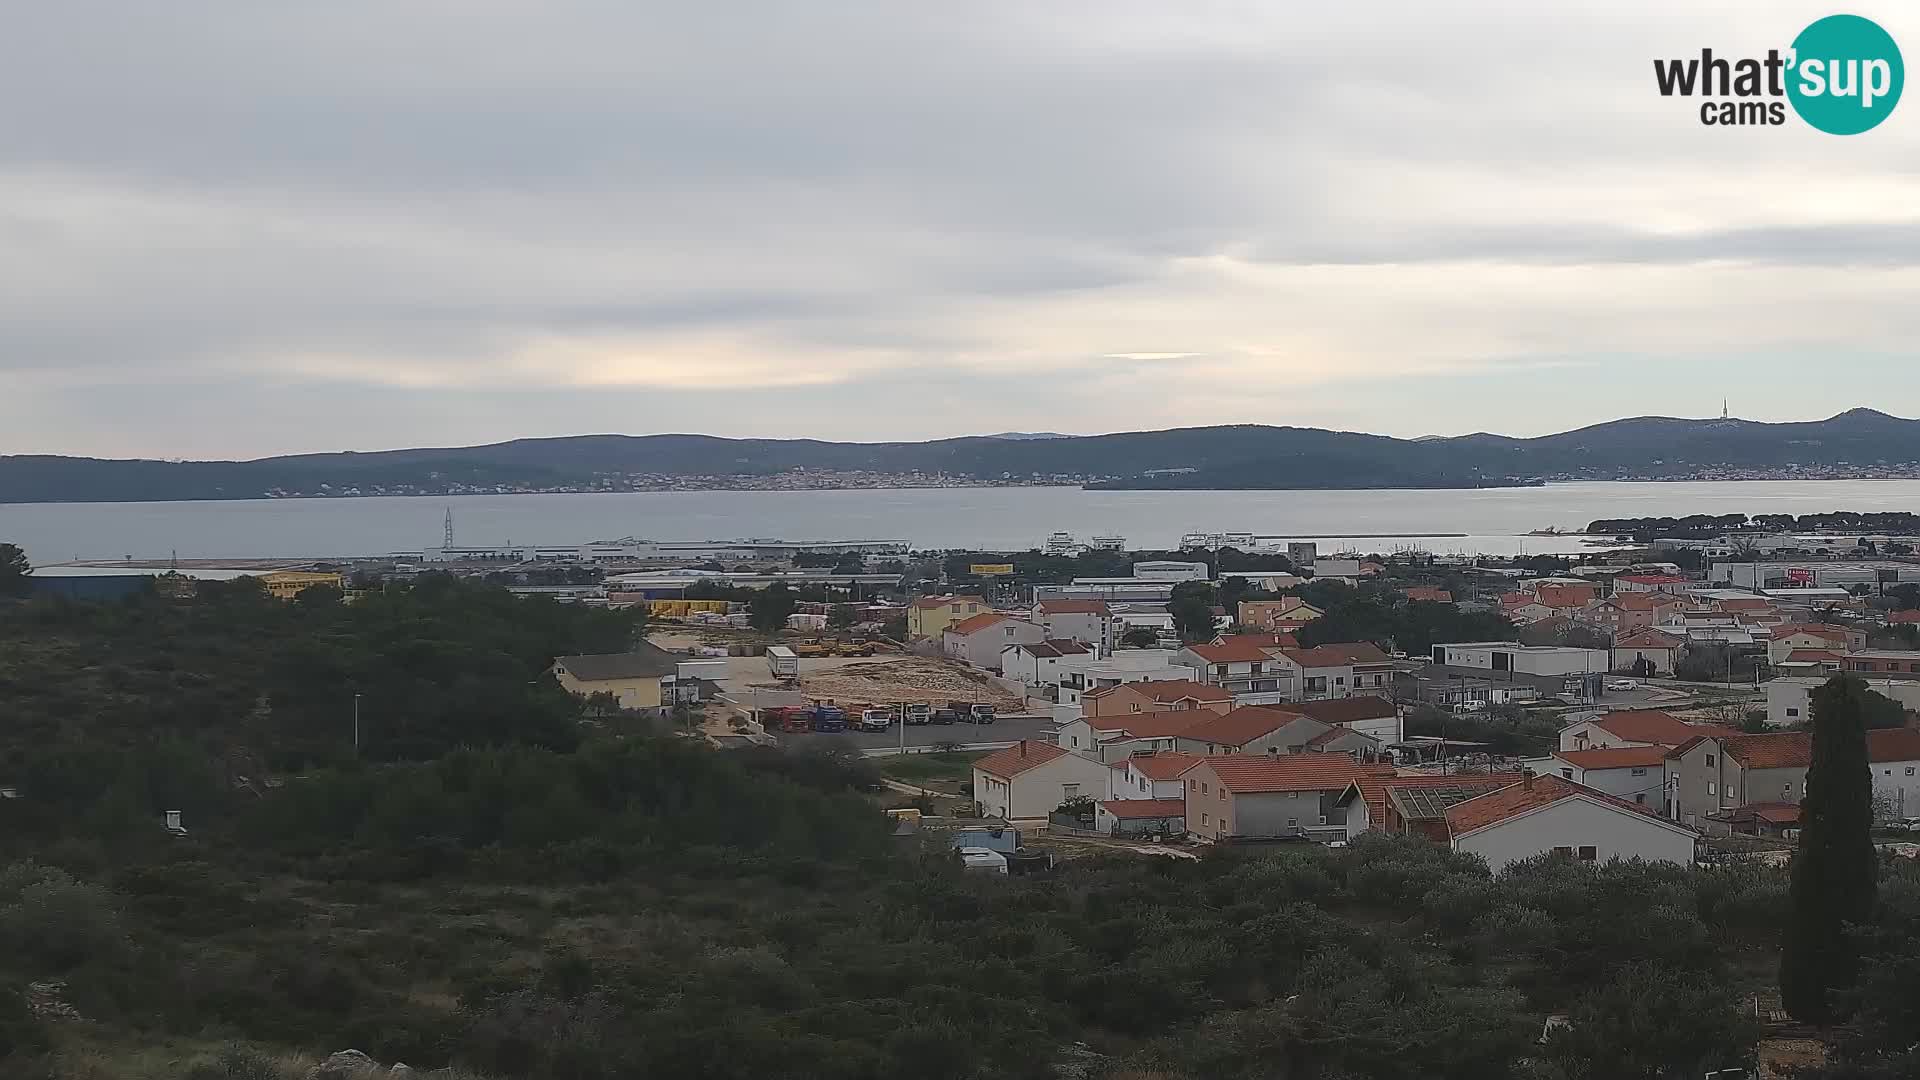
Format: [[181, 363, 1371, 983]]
[[1019, 742, 1028, 758], [1521, 770, 1533, 790]]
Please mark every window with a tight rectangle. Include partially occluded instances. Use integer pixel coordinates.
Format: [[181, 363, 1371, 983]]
[[1131, 703, 1142, 713], [1201, 782, 1209, 795], [1783, 782, 1793, 795], [1707, 781, 1716, 796], [1287, 817, 1298, 828], [1200, 813, 1208, 825], [1908, 767, 1916, 776], [1063, 784, 1079, 798], [1577, 846, 1598, 862], [1189, 779, 1196, 791], [1552, 845, 1572, 856], [1560, 768, 1573, 780], [1631, 767, 1647, 776], [1634, 793, 1646, 805], [1219, 788, 1225, 801], [1705, 754, 1716, 767]]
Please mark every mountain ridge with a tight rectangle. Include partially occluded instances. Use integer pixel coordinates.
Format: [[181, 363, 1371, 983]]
[[4, 410, 1918, 502]]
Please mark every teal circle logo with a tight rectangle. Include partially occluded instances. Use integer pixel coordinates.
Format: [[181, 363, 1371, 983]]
[[1787, 14, 1903, 134]]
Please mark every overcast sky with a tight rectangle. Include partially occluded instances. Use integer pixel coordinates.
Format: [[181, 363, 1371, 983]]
[[4, 3, 1918, 458]]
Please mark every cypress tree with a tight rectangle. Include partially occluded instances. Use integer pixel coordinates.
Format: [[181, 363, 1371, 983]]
[[1779, 674, 1878, 1023]]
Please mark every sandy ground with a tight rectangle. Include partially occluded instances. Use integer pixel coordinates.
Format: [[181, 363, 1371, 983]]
[[794, 656, 1024, 711]]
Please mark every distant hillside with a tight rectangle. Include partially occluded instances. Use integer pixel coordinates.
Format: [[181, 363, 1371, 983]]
[[3, 409, 1918, 502]]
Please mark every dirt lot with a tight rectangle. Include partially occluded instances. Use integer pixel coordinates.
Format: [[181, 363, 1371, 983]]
[[794, 656, 1024, 711]]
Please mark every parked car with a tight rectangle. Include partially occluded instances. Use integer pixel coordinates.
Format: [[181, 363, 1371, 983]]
[[1605, 678, 1640, 691], [1453, 700, 1488, 713]]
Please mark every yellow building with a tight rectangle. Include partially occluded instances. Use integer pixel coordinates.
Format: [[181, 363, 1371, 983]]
[[906, 594, 990, 640], [257, 570, 345, 600], [551, 644, 681, 711]]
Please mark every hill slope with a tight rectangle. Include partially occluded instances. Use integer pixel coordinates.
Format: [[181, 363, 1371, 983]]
[[3, 410, 1917, 501]]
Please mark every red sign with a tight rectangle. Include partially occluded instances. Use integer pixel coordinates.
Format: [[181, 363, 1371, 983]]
[[1787, 567, 1813, 584]]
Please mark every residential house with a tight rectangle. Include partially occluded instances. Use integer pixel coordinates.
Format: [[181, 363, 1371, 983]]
[[1000, 639, 1095, 688], [1401, 587, 1453, 604], [1841, 650, 1920, 680], [1664, 731, 1812, 828], [258, 570, 345, 600], [1171, 707, 1377, 758], [1107, 751, 1203, 800], [943, 614, 1045, 671], [1530, 746, 1667, 806], [1281, 695, 1405, 743], [1614, 574, 1695, 596], [1238, 598, 1324, 630], [1578, 592, 1677, 634], [1500, 594, 1558, 625], [1559, 709, 1736, 753], [1269, 643, 1395, 700], [551, 644, 681, 712], [1336, 772, 1523, 840], [1869, 727, 1920, 819], [1179, 755, 1392, 842], [1707, 802, 1800, 839], [1534, 582, 1599, 611], [1612, 628, 1686, 676], [1885, 610, 1920, 627], [971, 741, 1114, 819], [1032, 599, 1115, 652], [1079, 679, 1234, 721], [1177, 639, 1294, 701], [1094, 798, 1187, 838], [1062, 713, 1211, 761], [1056, 650, 1203, 706], [1766, 623, 1865, 664], [907, 594, 989, 640], [1444, 773, 1698, 872]]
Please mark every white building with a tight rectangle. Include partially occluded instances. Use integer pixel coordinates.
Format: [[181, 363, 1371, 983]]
[[970, 741, 1115, 820], [1106, 751, 1202, 801], [1057, 651, 1201, 706], [1000, 639, 1096, 688], [1432, 642, 1609, 677], [1522, 746, 1668, 806], [1312, 558, 1363, 581], [1444, 774, 1698, 873], [943, 614, 1045, 671], [1766, 676, 1920, 728], [1032, 599, 1116, 652], [1130, 560, 1211, 582], [1869, 729, 1920, 819]]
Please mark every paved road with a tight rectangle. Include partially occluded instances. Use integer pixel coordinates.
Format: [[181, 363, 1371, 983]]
[[780, 713, 1057, 752]]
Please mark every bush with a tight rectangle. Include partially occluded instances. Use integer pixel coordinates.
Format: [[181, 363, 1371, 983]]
[[0, 861, 131, 974]]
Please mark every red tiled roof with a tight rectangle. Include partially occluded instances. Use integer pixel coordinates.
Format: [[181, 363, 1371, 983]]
[[1869, 727, 1920, 762], [1720, 732, 1812, 769], [1214, 632, 1301, 650], [1887, 610, 1920, 624], [1280, 642, 1392, 668], [1589, 709, 1736, 747], [1186, 639, 1281, 663], [1277, 696, 1398, 725], [1553, 746, 1669, 770], [1306, 727, 1369, 749], [1536, 584, 1597, 608], [1342, 772, 1521, 828], [1177, 706, 1305, 747], [1038, 599, 1111, 615], [1099, 798, 1187, 820], [946, 612, 1006, 635], [1782, 649, 1845, 664], [1089, 713, 1211, 738], [1444, 774, 1682, 836], [1402, 587, 1453, 603], [1084, 679, 1233, 706], [1120, 751, 1204, 780], [1196, 754, 1391, 794], [1772, 624, 1849, 639], [1733, 801, 1802, 824], [974, 740, 1069, 779]]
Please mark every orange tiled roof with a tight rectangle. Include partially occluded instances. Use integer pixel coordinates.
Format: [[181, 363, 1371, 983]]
[[1120, 751, 1204, 780], [1444, 774, 1677, 836], [1720, 732, 1812, 769], [1868, 727, 1920, 762], [1177, 706, 1305, 748], [1402, 587, 1454, 603], [974, 740, 1069, 779], [946, 612, 1006, 635], [1089, 713, 1212, 738], [1278, 696, 1398, 725], [1279, 642, 1391, 667], [1553, 746, 1669, 770], [1197, 754, 1390, 794], [1590, 710, 1736, 747], [913, 594, 984, 610], [1186, 639, 1281, 663]]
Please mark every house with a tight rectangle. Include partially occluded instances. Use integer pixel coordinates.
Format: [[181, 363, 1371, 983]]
[[1176, 639, 1294, 699], [1559, 709, 1735, 752], [1615, 574, 1695, 596], [1530, 746, 1667, 807], [1612, 628, 1686, 676], [1444, 773, 1698, 873], [1766, 623, 1865, 664], [1664, 731, 1812, 828], [258, 570, 346, 600], [1000, 639, 1095, 687], [943, 614, 1045, 671], [1886, 610, 1920, 626], [1434, 642, 1609, 679], [1579, 592, 1676, 633], [1401, 587, 1453, 604], [1061, 712, 1213, 762], [1280, 695, 1404, 743], [971, 741, 1114, 820], [1079, 679, 1234, 721], [1707, 802, 1801, 838], [1238, 598, 1324, 630], [1868, 727, 1920, 819], [1534, 582, 1599, 610], [1337, 773, 1523, 840], [1499, 595, 1558, 625], [1776, 651, 1846, 677], [1094, 798, 1187, 838], [1269, 643, 1395, 700], [1841, 650, 1920, 680], [1179, 754, 1392, 843], [1171, 706, 1377, 758], [1056, 650, 1203, 706], [1107, 751, 1203, 800], [551, 644, 682, 712], [907, 594, 989, 640], [1032, 599, 1115, 652]]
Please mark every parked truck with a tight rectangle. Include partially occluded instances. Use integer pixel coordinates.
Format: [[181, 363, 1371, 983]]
[[903, 703, 933, 726], [764, 705, 812, 733], [766, 645, 799, 679], [856, 708, 893, 733], [948, 700, 997, 724], [810, 703, 848, 732]]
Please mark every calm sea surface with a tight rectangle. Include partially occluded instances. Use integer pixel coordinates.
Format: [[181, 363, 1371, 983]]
[[6, 480, 1920, 564]]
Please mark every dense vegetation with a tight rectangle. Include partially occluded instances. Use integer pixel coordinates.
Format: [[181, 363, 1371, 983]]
[[1587, 511, 1920, 536], [4, 576, 1920, 1078]]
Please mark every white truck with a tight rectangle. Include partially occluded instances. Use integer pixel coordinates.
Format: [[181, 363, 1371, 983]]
[[766, 645, 799, 679]]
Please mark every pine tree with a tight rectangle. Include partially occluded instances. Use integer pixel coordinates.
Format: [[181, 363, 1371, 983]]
[[1779, 674, 1878, 1023]]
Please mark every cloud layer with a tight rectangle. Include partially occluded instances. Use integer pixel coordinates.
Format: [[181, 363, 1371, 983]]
[[3, 2, 1919, 456]]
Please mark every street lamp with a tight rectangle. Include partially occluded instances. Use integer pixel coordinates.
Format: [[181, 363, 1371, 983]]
[[352, 693, 362, 756]]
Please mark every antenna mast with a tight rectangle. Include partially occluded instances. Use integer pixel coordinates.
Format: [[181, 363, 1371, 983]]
[[444, 507, 455, 548]]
